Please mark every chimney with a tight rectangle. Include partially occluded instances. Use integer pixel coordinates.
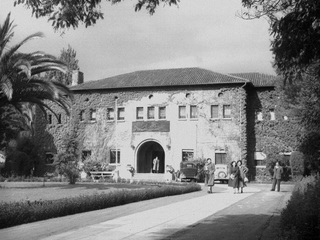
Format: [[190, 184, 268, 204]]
[[72, 70, 84, 86]]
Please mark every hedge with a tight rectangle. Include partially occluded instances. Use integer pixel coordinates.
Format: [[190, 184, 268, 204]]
[[0, 182, 201, 229], [279, 175, 320, 239]]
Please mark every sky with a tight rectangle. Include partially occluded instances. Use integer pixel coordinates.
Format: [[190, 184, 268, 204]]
[[1, 0, 275, 82]]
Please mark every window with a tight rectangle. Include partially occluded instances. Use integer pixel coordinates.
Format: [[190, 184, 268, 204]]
[[190, 105, 198, 119], [110, 149, 120, 164], [211, 105, 219, 119], [159, 106, 166, 119], [47, 114, 52, 124], [107, 108, 114, 120], [136, 107, 143, 120], [79, 110, 85, 122], [57, 114, 62, 124], [215, 152, 227, 164], [257, 112, 263, 121], [147, 106, 155, 119], [223, 105, 231, 118], [270, 109, 275, 120], [117, 107, 125, 120], [82, 150, 91, 161], [90, 109, 96, 121], [182, 150, 194, 162], [179, 106, 187, 119]]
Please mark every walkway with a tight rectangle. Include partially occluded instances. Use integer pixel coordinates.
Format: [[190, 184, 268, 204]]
[[0, 184, 293, 240]]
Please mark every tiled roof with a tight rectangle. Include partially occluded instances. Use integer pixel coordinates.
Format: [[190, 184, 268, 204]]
[[230, 72, 278, 87], [70, 67, 249, 91]]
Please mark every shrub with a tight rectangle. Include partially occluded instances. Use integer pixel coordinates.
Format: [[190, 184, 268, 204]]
[[279, 175, 320, 239], [290, 151, 305, 180], [54, 153, 80, 184], [0, 182, 201, 229]]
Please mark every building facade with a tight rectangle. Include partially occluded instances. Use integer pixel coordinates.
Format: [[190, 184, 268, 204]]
[[35, 68, 285, 180]]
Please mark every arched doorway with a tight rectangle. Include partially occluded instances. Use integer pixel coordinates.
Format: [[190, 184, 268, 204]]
[[136, 141, 165, 173]]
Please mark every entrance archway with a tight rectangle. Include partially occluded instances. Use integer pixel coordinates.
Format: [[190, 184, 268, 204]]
[[136, 141, 165, 173]]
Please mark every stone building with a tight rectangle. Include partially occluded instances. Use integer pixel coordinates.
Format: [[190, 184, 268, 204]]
[[35, 67, 282, 180]]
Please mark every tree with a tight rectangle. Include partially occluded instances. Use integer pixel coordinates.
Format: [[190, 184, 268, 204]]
[[0, 12, 73, 144], [14, 0, 179, 30], [46, 45, 79, 86], [241, 0, 320, 80]]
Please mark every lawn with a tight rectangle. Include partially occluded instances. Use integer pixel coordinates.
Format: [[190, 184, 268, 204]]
[[0, 181, 157, 203]]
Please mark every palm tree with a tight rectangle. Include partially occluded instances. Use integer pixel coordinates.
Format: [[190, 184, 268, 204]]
[[0, 13, 73, 138]]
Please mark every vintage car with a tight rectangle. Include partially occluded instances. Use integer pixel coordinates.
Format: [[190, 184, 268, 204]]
[[214, 164, 229, 183], [178, 161, 199, 182]]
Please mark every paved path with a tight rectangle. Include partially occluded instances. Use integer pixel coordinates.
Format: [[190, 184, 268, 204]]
[[0, 183, 293, 240]]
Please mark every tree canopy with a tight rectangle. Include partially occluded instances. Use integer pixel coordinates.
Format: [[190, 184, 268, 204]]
[[241, 0, 320, 80], [14, 0, 179, 30]]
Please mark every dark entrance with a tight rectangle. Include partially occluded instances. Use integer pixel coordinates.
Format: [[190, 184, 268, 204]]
[[137, 141, 165, 173]]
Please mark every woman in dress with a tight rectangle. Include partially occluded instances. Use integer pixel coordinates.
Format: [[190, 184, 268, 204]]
[[228, 161, 237, 193], [204, 158, 215, 193], [235, 160, 248, 193]]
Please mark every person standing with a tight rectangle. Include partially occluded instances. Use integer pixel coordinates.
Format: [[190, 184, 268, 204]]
[[271, 161, 283, 192], [153, 156, 159, 173], [234, 160, 248, 194], [204, 158, 215, 193], [228, 161, 237, 193]]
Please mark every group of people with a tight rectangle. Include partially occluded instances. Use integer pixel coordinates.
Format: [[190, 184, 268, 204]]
[[203, 158, 284, 194], [228, 160, 249, 194], [203, 158, 249, 194]]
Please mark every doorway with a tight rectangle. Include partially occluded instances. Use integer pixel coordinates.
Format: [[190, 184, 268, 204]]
[[137, 141, 165, 173]]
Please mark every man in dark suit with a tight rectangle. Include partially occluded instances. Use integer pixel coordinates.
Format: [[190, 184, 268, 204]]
[[271, 161, 283, 192]]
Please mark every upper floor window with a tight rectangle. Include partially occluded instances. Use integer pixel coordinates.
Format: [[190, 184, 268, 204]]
[[223, 105, 231, 119], [211, 105, 219, 119], [179, 106, 187, 119], [159, 106, 166, 119], [45, 152, 54, 164], [136, 107, 143, 120], [215, 152, 227, 164], [57, 114, 62, 124], [107, 108, 114, 120], [110, 149, 120, 164], [79, 110, 85, 122], [257, 111, 263, 121], [90, 109, 96, 121], [47, 114, 52, 124], [147, 106, 155, 119], [190, 105, 198, 119], [270, 109, 275, 120], [117, 107, 125, 120]]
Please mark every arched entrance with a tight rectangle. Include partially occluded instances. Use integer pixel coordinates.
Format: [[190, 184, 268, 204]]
[[136, 141, 165, 173]]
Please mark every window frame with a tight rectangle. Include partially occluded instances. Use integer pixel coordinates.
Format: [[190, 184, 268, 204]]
[[190, 105, 198, 119], [136, 107, 144, 120], [158, 106, 166, 120], [147, 106, 155, 120], [110, 149, 120, 165], [222, 105, 231, 119], [90, 109, 97, 121], [107, 108, 114, 121], [182, 149, 194, 162], [178, 105, 187, 119], [117, 107, 125, 121], [210, 105, 219, 119]]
